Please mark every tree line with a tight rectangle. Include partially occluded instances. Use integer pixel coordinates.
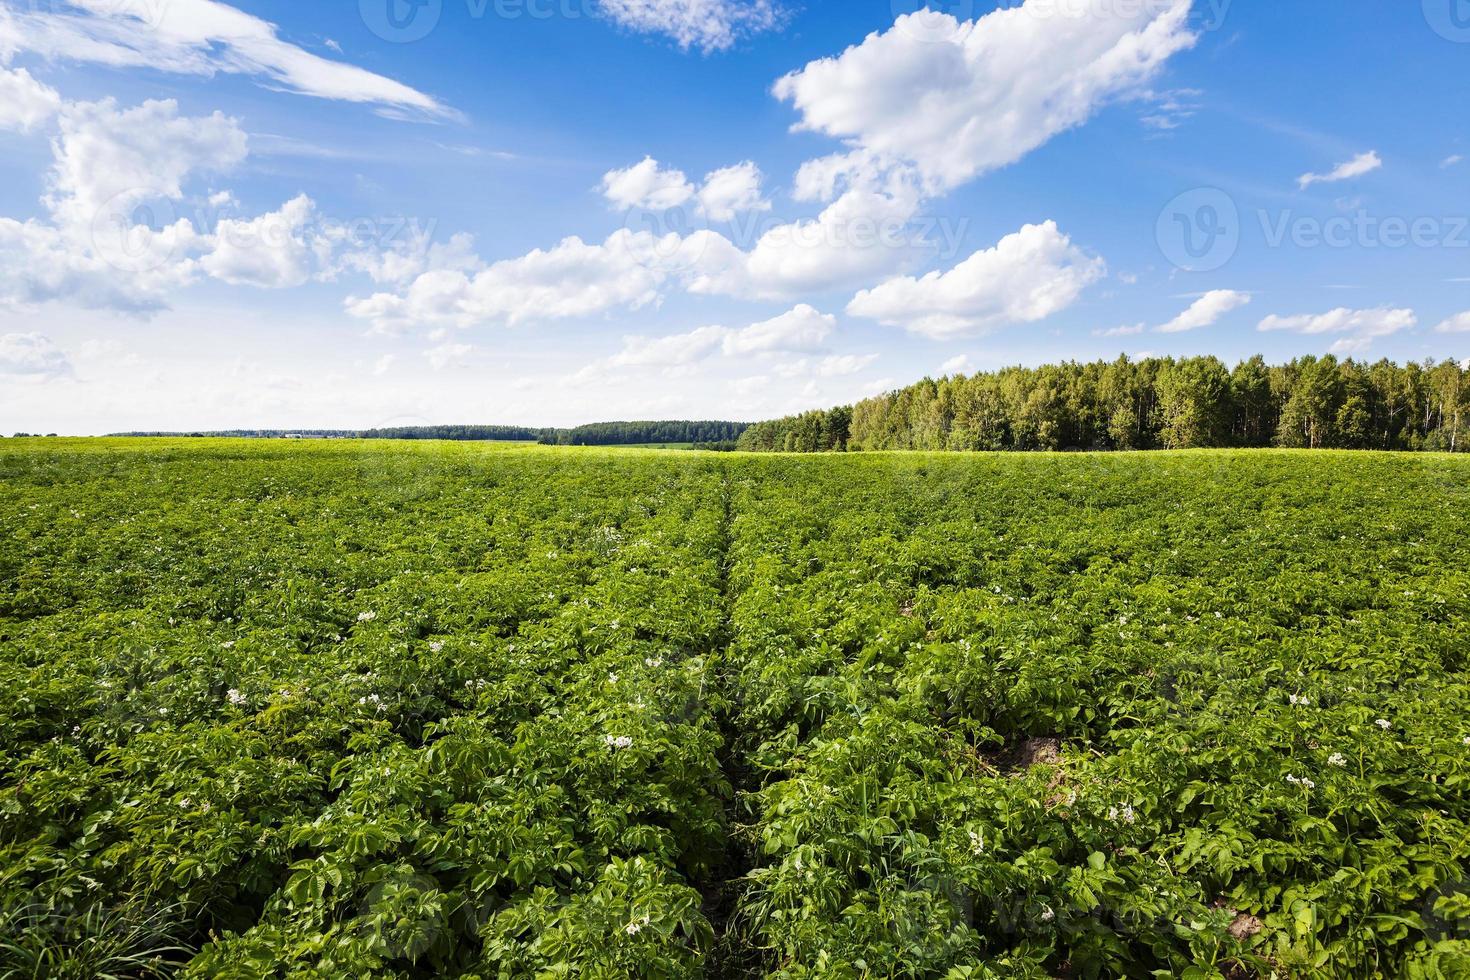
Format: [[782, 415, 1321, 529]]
[[110, 421, 749, 446], [538, 421, 748, 446], [737, 355, 1468, 454], [109, 425, 546, 441]]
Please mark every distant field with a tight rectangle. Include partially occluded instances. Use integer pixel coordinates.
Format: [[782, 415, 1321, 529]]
[[2, 440, 1468, 978]]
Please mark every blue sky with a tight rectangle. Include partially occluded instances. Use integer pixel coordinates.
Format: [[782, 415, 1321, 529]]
[[0, 0, 1467, 433]]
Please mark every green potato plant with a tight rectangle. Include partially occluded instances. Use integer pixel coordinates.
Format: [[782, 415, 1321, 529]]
[[2, 441, 1468, 978]]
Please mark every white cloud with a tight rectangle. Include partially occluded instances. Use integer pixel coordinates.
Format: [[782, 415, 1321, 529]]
[[691, 175, 927, 300], [0, 217, 171, 314], [721, 303, 834, 355], [596, 0, 783, 53], [0, 97, 248, 313], [425, 342, 475, 370], [200, 194, 321, 288], [0, 67, 61, 131], [601, 157, 770, 220], [1139, 87, 1201, 132], [0, 90, 435, 314], [352, 183, 905, 327], [940, 353, 973, 374], [339, 230, 482, 287], [1093, 323, 1145, 338], [47, 97, 247, 233], [1157, 289, 1251, 333], [1258, 306, 1417, 354], [0, 0, 448, 117], [817, 353, 877, 377], [345, 229, 696, 332], [372, 354, 396, 376], [0, 332, 73, 380], [600, 157, 696, 211], [1435, 311, 1470, 333], [847, 221, 1105, 339], [609, 325, 728, 368], [697, 161, 770, 221], [1298, 151, 1382, 189], [772, 0, 1196, 192], [577, 304, 838, 380], [1443, 154, 1464, 169]]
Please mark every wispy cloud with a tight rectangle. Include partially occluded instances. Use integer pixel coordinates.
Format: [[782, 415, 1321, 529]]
[[1298, 150, 1382, 189], [1258, 306, 1416, 354], [1158, 290, 1252, 333], [1093, 324, 1145, 338], [0, 0, 452, 118]]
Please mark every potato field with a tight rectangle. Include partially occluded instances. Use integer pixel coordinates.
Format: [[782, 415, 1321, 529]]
[[2, 440, 1468, 979]]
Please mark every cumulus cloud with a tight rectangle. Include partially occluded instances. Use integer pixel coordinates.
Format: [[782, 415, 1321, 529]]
[[721, 303, 834, 355], [1435, 311, 1470, 333], [847, 221, 1105, 339], [940, 353, 973, 374], [0, 67, 61, 131], [0, 97, 246, 313], [772, 0, 1196, 193], [691, 174, 929, 300], [596, 0, 783, 53], [601, 157, 696, 211], [0, 332, 73, 380], [46, 97, 247, 233], [0, 0, 448, 117], [0, 91, 431, 314], [1298, 151, 1382, 189], [200, 195, 325, 288], [600, 157, 770, 220], [1158, 289, 1252, 333], [608, 325, 728, 368], [387, 155, 920, 317], [345, 229, 699, 332], [1258, 306, 1417, 354], [578, 304, 838, 380], [697, 161, 771, 221]]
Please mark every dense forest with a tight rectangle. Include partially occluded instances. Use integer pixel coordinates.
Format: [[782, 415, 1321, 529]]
[[538, 420, 748, 446], [737, 355, 1469, 453]]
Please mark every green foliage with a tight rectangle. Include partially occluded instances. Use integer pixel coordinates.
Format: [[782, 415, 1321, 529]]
[[106, 421, 751, 447], [3, 441, 1469, 978], [743, 355, 1469, 453]]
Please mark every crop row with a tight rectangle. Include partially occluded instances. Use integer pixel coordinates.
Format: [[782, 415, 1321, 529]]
[[721, 453, 1470, 978], [1, 442, 734, 976], [3, 443, 1469, 978]]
